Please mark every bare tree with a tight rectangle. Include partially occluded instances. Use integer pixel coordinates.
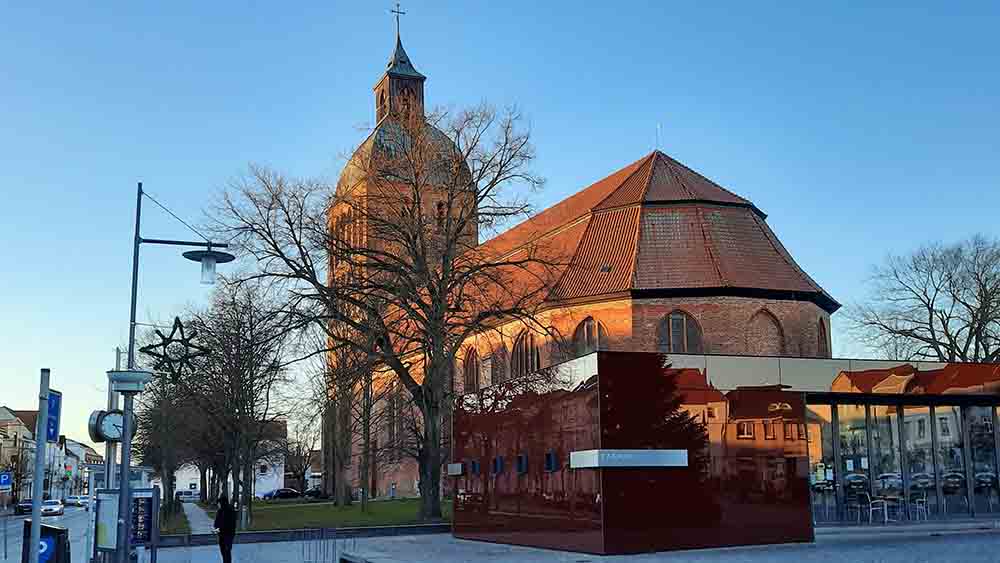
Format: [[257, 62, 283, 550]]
[[851, 234, 1000, 362], [280, 419, 320, 493], [183, 280, 292, 528], [214, 103, 560, 519]]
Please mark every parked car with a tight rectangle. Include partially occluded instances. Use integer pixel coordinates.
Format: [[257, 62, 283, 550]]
[[843, 473, 868, 491], [15, 499, 33, 515], [975, 471, 998, 489], [64, 495, 83, 507], [303, 487, 328, 500], [271, 488, 301, 499], [175, 490, 199, 503], [910, 472, 935, 490], [941, 470, 966, 492], [875, 473, 903, 492], [40, 500, 64, 516]]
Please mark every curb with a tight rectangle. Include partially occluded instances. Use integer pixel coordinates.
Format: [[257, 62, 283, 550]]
[[158, 523, 451, 548]]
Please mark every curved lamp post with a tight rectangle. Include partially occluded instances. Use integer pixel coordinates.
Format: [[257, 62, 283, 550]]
[[113, 182, 234, 563]]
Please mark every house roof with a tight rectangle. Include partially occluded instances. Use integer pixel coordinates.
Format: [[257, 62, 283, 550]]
[[383, 35, 425, 80], [478, 151, 840, 312], [12, 410, 38, 435], [669, 368, 726, 404], [834, 362, 1000, 395]]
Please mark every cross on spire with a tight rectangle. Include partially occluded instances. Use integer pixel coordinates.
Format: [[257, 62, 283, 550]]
[[391, 2, 406, 38]]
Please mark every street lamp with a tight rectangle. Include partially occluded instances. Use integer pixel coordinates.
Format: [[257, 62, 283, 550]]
[[113, 181, 234, 563]]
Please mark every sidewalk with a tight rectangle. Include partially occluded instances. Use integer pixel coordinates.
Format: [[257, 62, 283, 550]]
[[181, 501, 216, 534]]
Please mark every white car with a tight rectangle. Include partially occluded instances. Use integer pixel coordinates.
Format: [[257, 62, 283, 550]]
[[40, 500, 64, 516], [64, 496, 83, 507]]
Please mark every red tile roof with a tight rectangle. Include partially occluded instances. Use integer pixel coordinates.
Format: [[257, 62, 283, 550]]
[[478, 150, 839, 312]]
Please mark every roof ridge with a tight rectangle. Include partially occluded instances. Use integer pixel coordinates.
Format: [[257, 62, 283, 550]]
[[592, 152, 656, 210], [696, 206, 728, 286], [658, 151, 749, 203]]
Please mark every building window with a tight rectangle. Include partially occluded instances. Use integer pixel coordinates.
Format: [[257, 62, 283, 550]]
[[939, 417, 950, 438], [516, 454, 528, 475], [436, 201, 446, 229], [658, 311, 703, 354], [747, 309, 785, 356], [470, 460, 481, 475], [544, 451, 559, 472], [511, 331, 540, 378], [737, 422, 754, 439], [462, 348, 479, 393], [260, 464, 268, 475], [798, 423, 807, 440], [784, 422, 795, 440], [491, 346, 508, 384], [817, 318, 830, 357], [706, 406, 717, 420], [492, 456, 505, 474], [572, 317, 607, 357], [764, 422, 776, 440], [917, 419, 926, 439]]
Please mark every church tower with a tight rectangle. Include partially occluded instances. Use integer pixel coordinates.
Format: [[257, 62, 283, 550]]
[[373, 33, 426, 122]]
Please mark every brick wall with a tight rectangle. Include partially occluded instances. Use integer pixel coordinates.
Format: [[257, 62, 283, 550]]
[[631, 296, 831, 358]]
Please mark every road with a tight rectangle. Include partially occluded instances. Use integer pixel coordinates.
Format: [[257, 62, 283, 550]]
[[0, 504, 93, 562]]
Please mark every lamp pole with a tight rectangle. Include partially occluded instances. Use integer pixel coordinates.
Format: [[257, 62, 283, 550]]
[[115, 182, 234, 563]]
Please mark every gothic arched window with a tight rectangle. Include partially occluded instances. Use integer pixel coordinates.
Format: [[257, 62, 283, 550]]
[[491, 345, 508, 384], [746, 310, 785, 356], [658, 311, 704, 354], [462, 348, 480, 393], [817, 318, 830, 358], [511, 332, 540, 379], [572, 317, 607, 357]]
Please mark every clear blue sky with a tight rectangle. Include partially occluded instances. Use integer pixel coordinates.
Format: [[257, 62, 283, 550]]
[[2, 2, 997, 446]]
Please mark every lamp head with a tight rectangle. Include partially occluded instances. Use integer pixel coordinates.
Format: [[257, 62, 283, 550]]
[[182, 248, 235, 285]]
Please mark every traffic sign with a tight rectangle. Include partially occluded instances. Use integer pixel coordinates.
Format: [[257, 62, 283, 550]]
[[0, 470, 12, 492], [46, 389, 62, 443]]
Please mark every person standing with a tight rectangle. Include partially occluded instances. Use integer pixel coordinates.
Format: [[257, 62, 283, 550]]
[[213, 495, 237, 563]]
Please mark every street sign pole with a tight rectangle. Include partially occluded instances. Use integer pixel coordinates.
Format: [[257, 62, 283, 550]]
[[28, 369, 51, 563]]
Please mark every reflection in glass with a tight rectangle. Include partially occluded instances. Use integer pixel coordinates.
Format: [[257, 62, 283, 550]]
[[935, 406, 968, 516], [904, 406, 940, 518], [870, 405, 902, 519], [806, 405, 836, 522], [966, 406, 998, 515], [837, 405, 870, 522]]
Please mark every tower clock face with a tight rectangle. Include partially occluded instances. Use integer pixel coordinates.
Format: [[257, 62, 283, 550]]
[[100, 411, 124, 441]]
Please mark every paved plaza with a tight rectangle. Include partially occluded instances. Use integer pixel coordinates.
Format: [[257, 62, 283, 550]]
[[151, 526, 1000, 563]]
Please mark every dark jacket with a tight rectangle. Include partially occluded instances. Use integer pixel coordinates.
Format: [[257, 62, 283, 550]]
[[214, 498, 237, 540]]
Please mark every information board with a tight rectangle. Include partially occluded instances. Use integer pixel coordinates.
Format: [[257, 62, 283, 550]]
[[131, 489, 154, 546], [95, 490, 119, 552]]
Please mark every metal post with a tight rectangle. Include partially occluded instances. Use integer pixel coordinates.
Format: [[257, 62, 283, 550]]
[[117, 182, 143, 563], [897, 404, 910, 521], [85, 470, 95, 563], [29, 369, 51, 563], [116, 393, 135, 563]]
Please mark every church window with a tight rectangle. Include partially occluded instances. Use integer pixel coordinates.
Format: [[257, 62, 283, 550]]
[[572, 317, 607, 357], [436, 201, 446, 229], [491, 346, 508, 384], [511, 331, 540, 378], [658, 311, 703, 354], [746, 310, 785, 356], [817, 318, 829, 357], [462, 348, 480, 393]]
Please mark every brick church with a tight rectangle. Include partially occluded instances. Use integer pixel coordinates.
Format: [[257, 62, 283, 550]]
[[330, 31, 839, 499]]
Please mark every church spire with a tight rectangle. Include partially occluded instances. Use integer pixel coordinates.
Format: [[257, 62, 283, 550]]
[[374, 4, 426, 122]]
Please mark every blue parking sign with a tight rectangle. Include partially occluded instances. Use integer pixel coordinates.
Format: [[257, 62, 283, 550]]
[[0, 471, 11, 492], [38, 535, 55, 563], [46, 390, 62, 443]]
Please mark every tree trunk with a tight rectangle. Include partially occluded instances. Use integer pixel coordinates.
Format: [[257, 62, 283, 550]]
[[361, 371, 372, 512], [418, 400, 443, 519], [199, 466, 208, 502], [240, 458, 253, 529]]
